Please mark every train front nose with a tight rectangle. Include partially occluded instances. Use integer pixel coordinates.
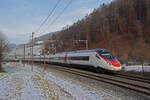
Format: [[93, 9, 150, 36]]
[[111, 65, 122, 71], [110, 59, 122, 71]]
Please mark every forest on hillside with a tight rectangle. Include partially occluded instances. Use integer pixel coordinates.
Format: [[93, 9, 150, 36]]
[[46, 0, 150, 64]]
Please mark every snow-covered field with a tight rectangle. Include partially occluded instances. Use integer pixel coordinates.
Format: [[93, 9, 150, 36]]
[[124, 65, 150, 72], [0, 62, 122, 100]]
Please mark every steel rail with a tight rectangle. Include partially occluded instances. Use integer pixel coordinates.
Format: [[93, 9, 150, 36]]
[[114, 73, 150, 84], [49, 65, 150, 96]]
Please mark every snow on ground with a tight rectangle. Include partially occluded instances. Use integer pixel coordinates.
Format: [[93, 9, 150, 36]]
[[45, 73, 121, 100], [0, 62, 122, 100], [124, 65, 150, 72], [0, 63, 47, 100]]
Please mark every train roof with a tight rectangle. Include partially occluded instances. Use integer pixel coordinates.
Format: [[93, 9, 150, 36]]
[[68, 48, 108, 54], [51, 48, 109, 55]]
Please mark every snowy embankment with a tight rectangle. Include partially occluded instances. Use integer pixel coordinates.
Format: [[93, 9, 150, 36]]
[[0, 62, 121, 100], [123, 65, 150, 72]]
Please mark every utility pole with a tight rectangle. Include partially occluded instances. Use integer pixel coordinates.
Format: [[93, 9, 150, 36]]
[[49, 46, 51, 62], [43, 41, 46, 71], [0, 40, 2, 69], [54, 46, 56, 54], [29, 47, 31, 65], [40, 55, 41, 66], [31, 32, 34, 71], [86, 40, 88, 50], [23, 44, 25, 67]]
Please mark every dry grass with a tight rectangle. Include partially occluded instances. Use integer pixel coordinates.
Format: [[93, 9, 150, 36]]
[[0, 68, 5, 72]]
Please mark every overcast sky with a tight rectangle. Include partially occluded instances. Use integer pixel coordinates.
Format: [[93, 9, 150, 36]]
[[0, 0, 112, 45]]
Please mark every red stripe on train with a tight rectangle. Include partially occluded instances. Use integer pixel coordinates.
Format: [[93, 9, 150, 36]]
[[103, 58, 121, 67]]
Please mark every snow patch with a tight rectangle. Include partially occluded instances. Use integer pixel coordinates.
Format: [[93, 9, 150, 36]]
[[45, 72, 121, 100], [0, 63, 122, 100], [124, 65, 150, 72]]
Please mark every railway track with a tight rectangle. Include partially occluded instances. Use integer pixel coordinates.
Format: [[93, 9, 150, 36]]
[[47, 65, 150, 96], [114, 73, 150, 84]]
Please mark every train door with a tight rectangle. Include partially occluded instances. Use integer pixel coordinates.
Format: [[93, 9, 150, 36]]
[[93, 53, 103, 68], [64, 53, 69, 64]]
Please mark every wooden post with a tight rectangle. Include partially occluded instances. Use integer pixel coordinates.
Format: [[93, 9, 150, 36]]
[[86, 40, 88, 50], [30, 46, 31, 64], [28, 46, 31, 65], [0, 40, 2, 69], [23, 44, 25, 67], [31, 32, 34, 71], [49, 47, 50, 62], [142, 61, 145, 76], [40, 55, 41, 66], [43, 42, 46, 71]]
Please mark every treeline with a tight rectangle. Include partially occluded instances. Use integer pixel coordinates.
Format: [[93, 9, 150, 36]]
[[47, 0, 150, 63], [0, 31, 8, 72]]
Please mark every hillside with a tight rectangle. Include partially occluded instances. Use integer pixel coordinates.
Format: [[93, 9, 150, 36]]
[[46, 0, 150, 63], [27, 31, 59, 45], [7, 43, 17, 48], [34, 31, 59, 42]]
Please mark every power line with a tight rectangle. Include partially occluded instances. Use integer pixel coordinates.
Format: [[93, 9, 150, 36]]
[[40, 0, 73, 35], [35, 0, 62, 33]]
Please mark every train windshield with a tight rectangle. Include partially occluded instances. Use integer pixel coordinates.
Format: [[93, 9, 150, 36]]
[[97, 51, 115, 61]]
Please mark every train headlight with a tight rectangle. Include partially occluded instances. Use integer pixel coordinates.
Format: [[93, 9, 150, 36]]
[[107, 62, 112, 65]]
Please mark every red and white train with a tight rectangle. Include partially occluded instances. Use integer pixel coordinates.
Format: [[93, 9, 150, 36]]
[[23, 48, 122, 72]]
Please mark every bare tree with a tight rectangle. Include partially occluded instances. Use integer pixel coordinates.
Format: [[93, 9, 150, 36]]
[[44, 0, 150, 64], [130, 38, 150, 75], [0, 31, 8, 72]]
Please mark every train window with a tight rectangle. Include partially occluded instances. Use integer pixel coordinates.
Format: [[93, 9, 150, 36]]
[[101, 53, 113, 59], [81, 56, 89, 61], [97, 51, 115, 61], [58, 57, 64, 60], [69, 56, 89, 61], [96, 54, 101, 60]]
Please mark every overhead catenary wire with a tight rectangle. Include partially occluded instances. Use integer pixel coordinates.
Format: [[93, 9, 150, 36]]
[[35, 0, 62, 34], [40, 0, 73, 35]]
